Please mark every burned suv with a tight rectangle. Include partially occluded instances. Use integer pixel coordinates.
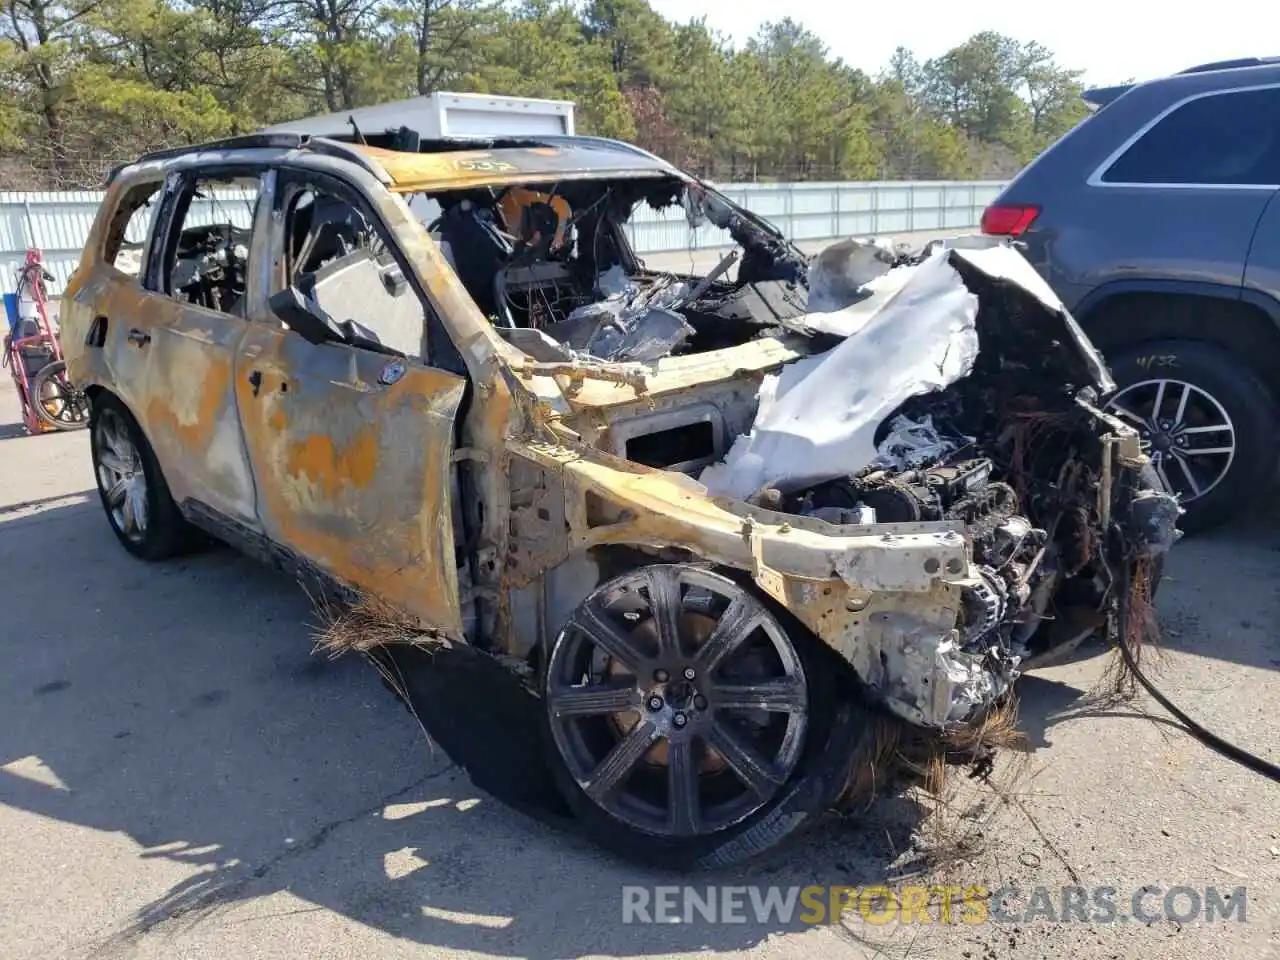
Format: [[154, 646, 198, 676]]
[[62, 132, 1177, 868]]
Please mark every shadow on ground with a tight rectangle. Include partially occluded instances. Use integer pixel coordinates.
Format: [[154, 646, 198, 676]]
[[1009, 504, 1280, 757], [0, 498, 933, 959], [5, 478, 1276, 957], [1148, 506, 1280, 673]]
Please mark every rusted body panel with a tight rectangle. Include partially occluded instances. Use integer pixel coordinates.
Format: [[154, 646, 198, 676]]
[[234, 324, 467, 630], [501, 437, 973, 667], [341, 168, 937, 662], [64, 136, 1167, 741], [62, 132, 1179, 867], [143, 308, 257, 523], [65, 153, 472, 630], [64, 142, 982, 669], [63, 176, 260, 522]]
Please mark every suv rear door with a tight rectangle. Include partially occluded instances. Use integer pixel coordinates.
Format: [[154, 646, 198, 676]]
[[120, 168, 265, 526], [1003, 84, 1280, 309], [232, 167, 467, 632], [1091, 85, 1279, 286]]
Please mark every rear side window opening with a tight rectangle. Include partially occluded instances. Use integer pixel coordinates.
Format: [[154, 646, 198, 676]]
[[1100, 86, 1280, 186], [103, 182, 163, 278]]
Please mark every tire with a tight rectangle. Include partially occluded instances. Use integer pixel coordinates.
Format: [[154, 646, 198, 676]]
[[1103, 339, 1279, 533], [89, 393, 195, 560], [539, 564, 870, 870], [31, 361, 89, 431]]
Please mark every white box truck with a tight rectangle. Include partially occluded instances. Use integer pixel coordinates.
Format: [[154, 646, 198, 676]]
[[261, 92, 578, 252], [261, 91, 575, 140]]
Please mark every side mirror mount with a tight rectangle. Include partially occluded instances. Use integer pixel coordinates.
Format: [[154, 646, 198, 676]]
[[267, 286, 344, 345], [267, 284, 405, 358]]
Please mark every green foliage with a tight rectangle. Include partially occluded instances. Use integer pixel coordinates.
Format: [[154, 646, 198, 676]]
[[0, 0, 1089, 188], [917, 31, 1089, 166]]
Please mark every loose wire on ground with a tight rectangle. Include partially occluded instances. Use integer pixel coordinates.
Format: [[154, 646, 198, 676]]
[[1114, 531, 1280, 784]]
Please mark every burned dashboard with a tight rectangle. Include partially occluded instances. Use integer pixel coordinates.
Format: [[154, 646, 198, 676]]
[[424, 174, 816, 363]]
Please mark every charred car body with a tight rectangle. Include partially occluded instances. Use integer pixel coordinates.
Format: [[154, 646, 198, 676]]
[[62, 132, 1178, 868]]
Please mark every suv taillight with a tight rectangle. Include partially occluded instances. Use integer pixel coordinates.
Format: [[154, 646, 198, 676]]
[[980, 203, 1041, 237]]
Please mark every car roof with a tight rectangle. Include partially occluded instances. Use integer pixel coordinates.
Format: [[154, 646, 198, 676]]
[[107, 132, 684, 191], [1082, 57, 1280, 110], [353, 140, 683, 193]]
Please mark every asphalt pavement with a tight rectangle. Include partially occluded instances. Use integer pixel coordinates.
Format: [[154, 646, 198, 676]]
[[1, 360, 1277, 959]]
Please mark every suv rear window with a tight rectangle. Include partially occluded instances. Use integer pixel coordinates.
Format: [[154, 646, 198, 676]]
[[1101, 86, 1280, 186]]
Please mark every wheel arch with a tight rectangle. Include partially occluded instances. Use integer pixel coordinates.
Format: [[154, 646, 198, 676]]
[[518, 543, 705, 676], [84, 387, 169, 478], [1074, 281, 1280, 393], [85, 385, 148, 435]]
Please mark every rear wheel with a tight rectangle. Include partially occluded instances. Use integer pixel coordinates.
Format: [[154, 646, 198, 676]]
[[90, 394, 194, 560], [541, 564, 851, 869], [1103, 340, 1279, 533]]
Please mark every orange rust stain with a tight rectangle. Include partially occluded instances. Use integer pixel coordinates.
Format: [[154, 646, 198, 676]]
[[146, 355, 232, 452], [285, 428, 380, 498], [239, 357, 464, 633]]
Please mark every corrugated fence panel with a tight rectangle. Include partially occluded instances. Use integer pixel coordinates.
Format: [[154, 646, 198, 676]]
[[2, 181, 1007, 295]]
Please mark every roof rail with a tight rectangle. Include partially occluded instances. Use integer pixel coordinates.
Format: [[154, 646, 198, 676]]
[[1178, 56, 1280, 74], [1082, 56, 1280, 110], [104, 133, 387, 186]]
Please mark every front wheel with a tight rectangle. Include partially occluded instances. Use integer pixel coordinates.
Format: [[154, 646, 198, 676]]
[[1103, 340, 1279, 533], [31, 361, 89, 431], [541, 564, 855, 869]]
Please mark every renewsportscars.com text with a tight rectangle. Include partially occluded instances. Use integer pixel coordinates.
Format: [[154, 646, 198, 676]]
[[621, 884, 1248, 926]]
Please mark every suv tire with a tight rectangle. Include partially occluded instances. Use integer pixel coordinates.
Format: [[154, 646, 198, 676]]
[[539, 566, 871, 870], [90, 393, 198, 559], [1104, 339, 1279, 533]]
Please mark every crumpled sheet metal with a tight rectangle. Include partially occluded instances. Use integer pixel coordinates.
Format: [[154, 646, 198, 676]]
[[806, 237, 899, 313], [930, 235, 1116, 394], [699, 250, 980, 500], [874, 414, 970, 471], [848, 612, 1007, 727], [547, 276, 695, 363]]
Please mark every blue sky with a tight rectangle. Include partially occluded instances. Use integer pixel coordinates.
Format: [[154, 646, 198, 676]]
[[645, 0, 1277, 87]]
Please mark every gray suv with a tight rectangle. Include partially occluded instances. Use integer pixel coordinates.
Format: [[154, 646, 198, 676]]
[[983, 57, 1280, 531]]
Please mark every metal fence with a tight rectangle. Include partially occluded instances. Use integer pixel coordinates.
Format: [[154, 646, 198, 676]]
[[0, 181, 1005, 297]]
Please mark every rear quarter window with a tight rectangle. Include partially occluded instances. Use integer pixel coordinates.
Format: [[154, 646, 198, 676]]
[[103, 182, 163, 277], [1101, 86, 1280, 186]]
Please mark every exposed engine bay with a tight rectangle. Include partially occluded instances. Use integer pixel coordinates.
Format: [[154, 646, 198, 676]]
[[413, 168, 1179, 731], [689, 239, 1181, 727], [486, 221, 1181, 729]]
